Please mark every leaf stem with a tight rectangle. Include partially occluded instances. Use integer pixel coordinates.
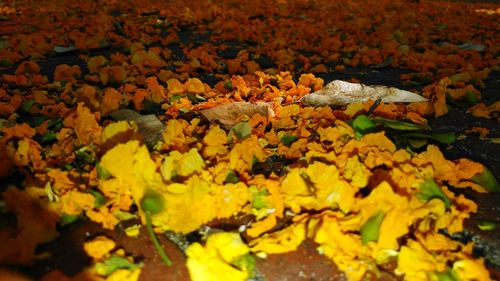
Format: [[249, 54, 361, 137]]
[[145, 210, 173, 266]]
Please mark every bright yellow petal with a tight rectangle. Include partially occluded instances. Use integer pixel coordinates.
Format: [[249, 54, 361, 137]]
[[250, 221, 306, 254], [186, 232, 249, 281], [83, 236, 116, 260]]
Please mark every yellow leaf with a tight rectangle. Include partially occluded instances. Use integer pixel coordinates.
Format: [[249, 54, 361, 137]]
[[162, 119, 193, 151], [453, 259, 491, 281], [360, 131, 396, 152], [160, 148, 205, 181], [84, 236, 116, 260], [177, 148, 205, 176], [106, 268, 141, 281], [157, 176, 249, 233], [86, 207, 120, 230], [101, 121, 139, 149], [203, 125, 228, 146], [229, 135, 267, 173], [60, 190, 95, 215], [100, 141, 140, 182], [250, 221, 306, 254], [281, 162, 357, 213], [246, 214, 277, 238], [343, 155, 370, 188], [186, 232, 249, 281], [344, 103, 364, 116], [313, 213, 370, 281], [355, 181, 410, 250], [396, 240, 447, 281], [167, 78, 185, 95], [211, 182, 250, 219], [185, 78, 205, 94]]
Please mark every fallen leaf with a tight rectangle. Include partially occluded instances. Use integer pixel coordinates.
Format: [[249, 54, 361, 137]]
[[200, 102, 274, 129], [301, 80, 427, 106]]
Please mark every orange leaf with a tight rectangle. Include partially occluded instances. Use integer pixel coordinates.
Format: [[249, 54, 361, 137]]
[[87, 56, 108, 74], [185, 78, 205, 94], [63, 103, 102, 145], [146, 77, 167, 103], [54, 64, 81, 83], [15, 61, 40, 75], [167, 78, 185, 95], [101, 88, 122, 116]]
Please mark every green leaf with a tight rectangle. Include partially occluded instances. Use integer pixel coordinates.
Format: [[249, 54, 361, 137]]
[[88, 190, 106, 208], [60, 213, 81, 226], [476, 219, 497, 231], [94, 255, 142, 276], [224, 80, 233, 91], [472, 168, 500, 192], [416, 179, 451, 208], [232, 254, 256, 277], [372, 117, 430, 131], [352, 114, 376, 139], [360, 210, 385, 244], [433, 268, 459, 281], [26, 115, 48, 127], [186, 94, 201, 104], [446, 93, 461, 108], [488, 138, 500, 144], [0, 58, 11, 67], [249, 186, 269, 210], [224, 170, 239, 184], [464, 91, 478, 105], [170, 94, 184, 102], [353, 114, 376, 132], [449, 72, 471, 84], [428, 132, 457, 144], [41, 131, 57, 143], [113, 210, 137, 221], [405, 80, 421, 87], [437, 23, 448, 30], [20, 100, 36, 112], [47, 118, 63, 130], [140, 189, 165, 215], [251, 155, 260, 167], [75, 145, 96, 165], [281, 134, 298, 147], [400, 132, 456, 144], [408, 138, 428, 149], [228, 122, 252, 142], [96, 162, 111, 180]]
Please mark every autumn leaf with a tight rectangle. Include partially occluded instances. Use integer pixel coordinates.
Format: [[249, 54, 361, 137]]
[[301, 80, 427, 106], [200, 102, 274, 129]]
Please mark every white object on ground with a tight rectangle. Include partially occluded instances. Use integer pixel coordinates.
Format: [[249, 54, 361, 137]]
[[300, 80, 428, 106]]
